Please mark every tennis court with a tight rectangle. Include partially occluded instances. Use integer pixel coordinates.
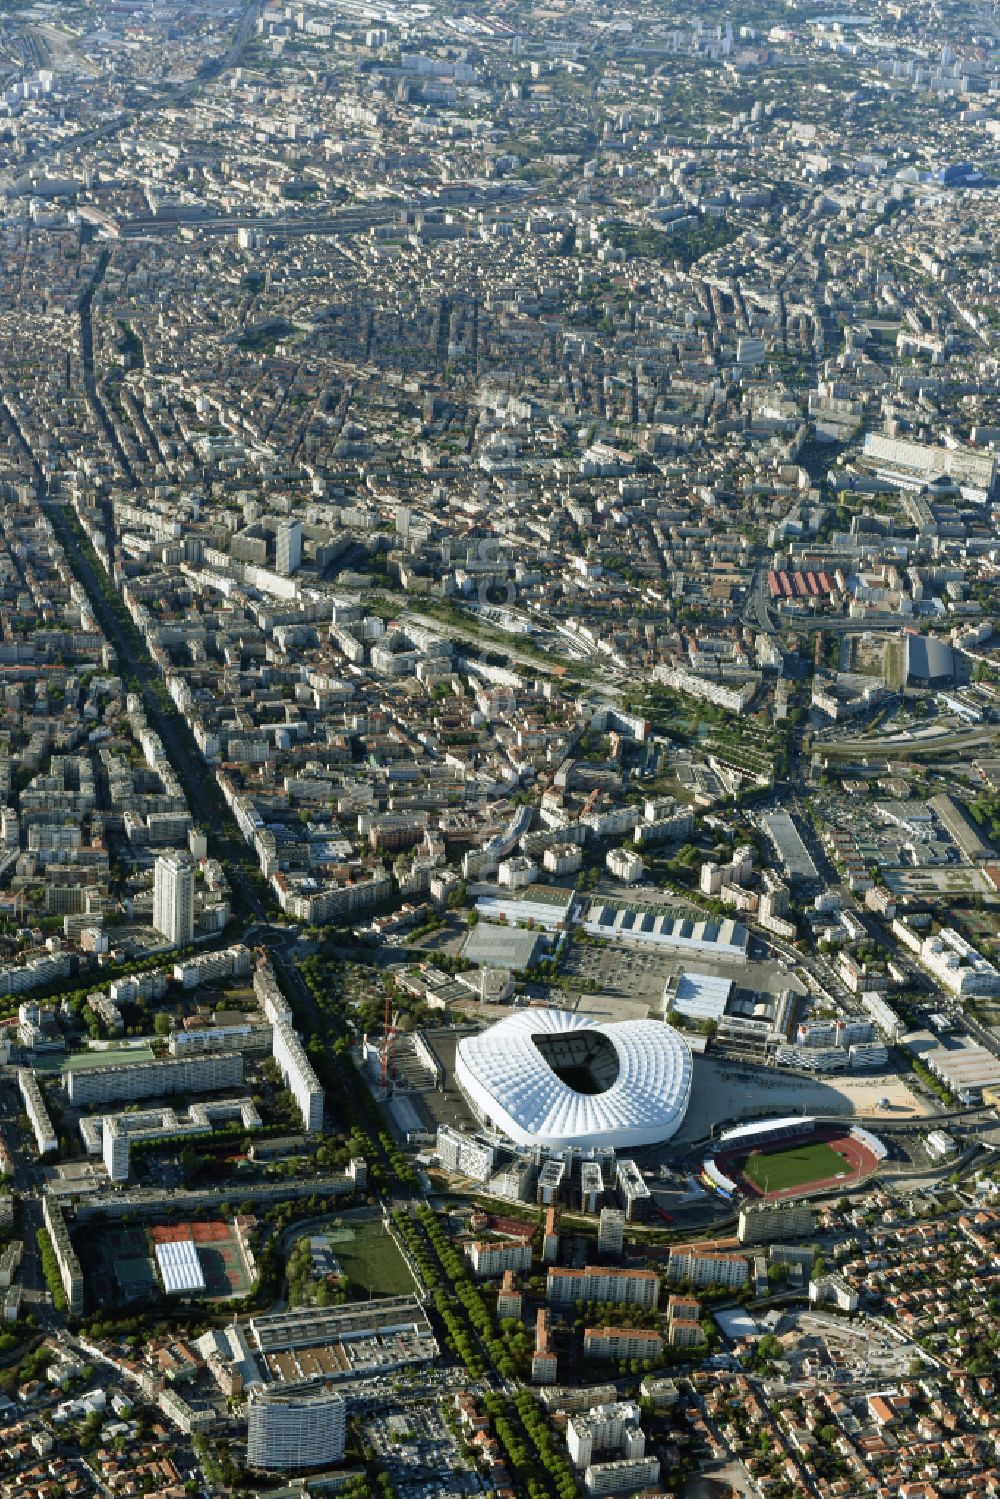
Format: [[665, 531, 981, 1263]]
[[316, 1227, 357, 1247], [105, 1225, 157, 1299], [108, 1225, 148, 1255], [151, 1220, 230, 1245], [149, 1219, 251, 1298]]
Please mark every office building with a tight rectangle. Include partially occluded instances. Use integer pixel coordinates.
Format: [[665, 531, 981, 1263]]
[[538, 1385, 619, 1414], [567, 1401, 645, 1469], [435, 1124, 498, 1182], [583, 1327, 663, 1361], [247, 1383, 346, 1471], [532, 1308, 558, 1384], [615, 1159, 649, 1222], [585, 1456, 660, 1495], [172, 943, 253, 991], [667, 1246, 748, 1289], [0, 1241, 22, 1290], [0, 950, 72, 998], [863, 431, 995, 493], [667, 1294, 704, 1349], [809, 1273, 859, 1312], [737, 1203, 816, 1246], [536, 1157, 566, 1207], [466, 1239, 532, 1278], [18, 1069, 57, 1155], [542, 1204, 560, 1264], [103, 1116, 130, 1182], [92, 1097, 262, 1182], [169, 1022, 272, 1057], [639, 1377, 680, 1410], [42, 1193, 83, 1315], [580, 1160, 604, 1215], [153, 854, 195, 947], [497, 1270, 522, 1319], [920, 927, 1000, 998]]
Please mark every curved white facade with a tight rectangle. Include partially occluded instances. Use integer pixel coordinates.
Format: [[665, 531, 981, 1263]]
[[455, 1008, 692, 1150], [247, 1384, 346, 1471]]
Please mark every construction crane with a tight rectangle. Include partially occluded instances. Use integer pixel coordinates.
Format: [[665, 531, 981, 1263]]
[[381, 985, 400, 1093]]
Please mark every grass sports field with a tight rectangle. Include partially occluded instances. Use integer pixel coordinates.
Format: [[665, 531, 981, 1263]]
[[330, 1220, 414, 1299], [736, 1140, 851, 1193]]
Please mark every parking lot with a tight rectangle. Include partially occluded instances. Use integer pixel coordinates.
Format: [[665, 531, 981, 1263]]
[[361, 1394, 482, 1499], [559, 937, 809, 1017], [559, 938, 673, 1009]]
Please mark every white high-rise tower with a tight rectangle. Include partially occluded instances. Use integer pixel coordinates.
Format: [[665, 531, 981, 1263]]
[[153, 854, 195, 947], [275, 518, 302, 576]]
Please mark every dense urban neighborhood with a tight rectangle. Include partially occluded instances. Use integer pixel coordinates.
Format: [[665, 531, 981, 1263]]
[[0, 0, 999, 1497]]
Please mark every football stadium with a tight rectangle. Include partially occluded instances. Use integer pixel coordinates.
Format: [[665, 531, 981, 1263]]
[[455, 1008, 693, 1150], [702, 1116, 887, 1203]]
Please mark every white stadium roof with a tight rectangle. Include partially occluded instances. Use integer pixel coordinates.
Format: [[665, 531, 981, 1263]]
[[455, 1008, 693, 1150], [717, 1115, 815, 1146]]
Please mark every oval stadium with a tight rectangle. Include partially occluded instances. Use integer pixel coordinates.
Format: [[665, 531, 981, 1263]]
[[455, 1008, 693, 1150], [702, 1116, 887, 1203]]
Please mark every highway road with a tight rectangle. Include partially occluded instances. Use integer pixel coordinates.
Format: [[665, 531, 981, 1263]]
[[952, 1005, 1000, 1061], [737, 550, 908, 638], [44, 502, 267, 924], [782, 612, 907, 635], [740, 555, 779, 637], [116, 182, 528, 240], [820, 725, 1000, 759], [78, 249, 137, 491], [0, 1072, 61, 1330]]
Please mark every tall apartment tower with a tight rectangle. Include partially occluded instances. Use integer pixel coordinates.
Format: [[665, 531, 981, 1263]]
[[153, 854, 195, 947], [275, 518, 302, 576], [597, 1208, 626, 1259]]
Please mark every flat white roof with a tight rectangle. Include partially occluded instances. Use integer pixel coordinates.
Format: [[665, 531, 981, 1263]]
[[714, 1307, 762, 1341], [155, 1238, 206, 1296], [671, 972, 733, 1022]]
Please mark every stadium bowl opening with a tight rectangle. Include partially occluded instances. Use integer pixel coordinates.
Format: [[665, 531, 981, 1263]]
[[531, 1028, 620, 1095]]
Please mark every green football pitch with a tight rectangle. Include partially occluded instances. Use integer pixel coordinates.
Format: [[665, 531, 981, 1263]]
[[736, 1140, 851, 1193]]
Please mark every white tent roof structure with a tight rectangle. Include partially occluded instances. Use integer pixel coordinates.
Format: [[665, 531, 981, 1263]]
[[455, 1008, 693, 1149], [155, 1237, 206, 1295]]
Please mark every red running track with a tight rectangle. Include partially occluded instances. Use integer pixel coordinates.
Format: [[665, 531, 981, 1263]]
[[715, 1127, 880, 1202]]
